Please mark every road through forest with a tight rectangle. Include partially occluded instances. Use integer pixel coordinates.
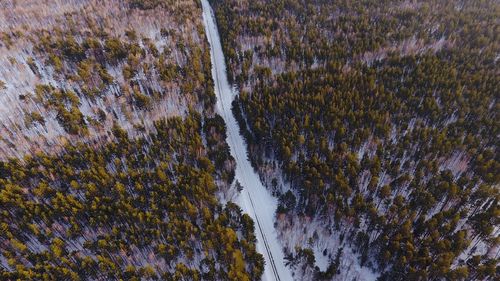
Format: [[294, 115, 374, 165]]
[[201, 1, 294, 280]]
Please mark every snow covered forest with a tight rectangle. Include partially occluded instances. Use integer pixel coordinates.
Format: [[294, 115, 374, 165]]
[[210, 0, 499, 280], [0, 0, 265, 280], [0, 0, 498, 280], [0, 0, 211, 160]]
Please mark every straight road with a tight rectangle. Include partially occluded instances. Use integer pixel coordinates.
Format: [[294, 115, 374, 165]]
[[201, 1, 294, 280]]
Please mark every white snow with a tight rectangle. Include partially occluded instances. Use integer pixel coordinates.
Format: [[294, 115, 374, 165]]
[[201, 1, 294, 280], [313, 246, 329, 271], [276, 214, 379, 281]]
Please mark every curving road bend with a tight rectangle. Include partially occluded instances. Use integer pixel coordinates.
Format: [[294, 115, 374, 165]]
[[201, 1, 294, 280]]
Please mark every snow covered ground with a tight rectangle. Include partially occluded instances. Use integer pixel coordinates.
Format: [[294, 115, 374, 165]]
[[0, 0, 201, 160], [201, 1, 294, 280]]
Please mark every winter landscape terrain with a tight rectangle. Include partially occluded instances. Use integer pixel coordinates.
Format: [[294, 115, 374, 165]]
[[0, 0, 206, 160], [202, 1, 294, 279], [209, 0, 499, 280], [1, 0, 499, 280]]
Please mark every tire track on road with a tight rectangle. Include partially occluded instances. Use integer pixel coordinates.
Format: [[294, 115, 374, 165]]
[[248, 191, 282, 281]]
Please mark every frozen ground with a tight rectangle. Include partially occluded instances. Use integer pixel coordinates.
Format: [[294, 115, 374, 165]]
[[0, 0, 201, 160], [201, 1, 294, 280]]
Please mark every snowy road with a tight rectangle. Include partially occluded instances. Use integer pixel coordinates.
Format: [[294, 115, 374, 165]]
[[201, 1, 294, 280]]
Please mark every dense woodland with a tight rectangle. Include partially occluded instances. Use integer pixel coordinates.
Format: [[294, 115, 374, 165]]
[[0, 113, 263, 280], [0, 0, 266, 280], [211, 0, 499, 279], [0, 0, 212, 159], [1, 0, 498, 280]]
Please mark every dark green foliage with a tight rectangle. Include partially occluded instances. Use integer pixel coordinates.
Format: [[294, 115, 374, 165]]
[[104, 38, 127, 62], [133, 91, 152, 109], [212, 0, 499, 278], [129, 0, 163, 10], [203, 114, 235, 183], [0, 113, 263, 280], [60, 35, 86, 61], [24, 112, 45, 127], [277, 190, 296, 214], [33, 85, 88, 135]]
